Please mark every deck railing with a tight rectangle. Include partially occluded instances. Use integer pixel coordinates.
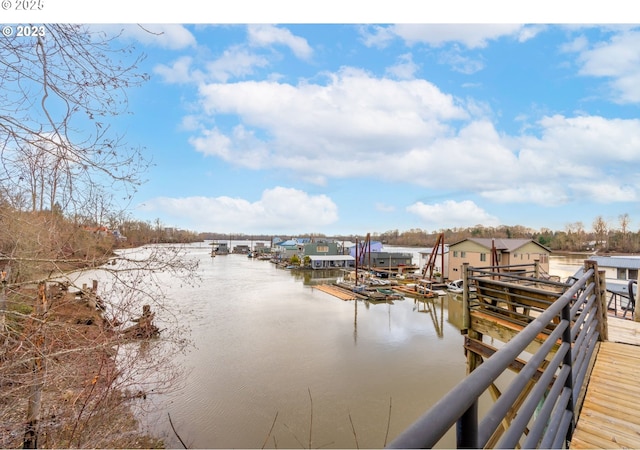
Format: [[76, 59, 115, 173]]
[[387, 262, 605, 449]]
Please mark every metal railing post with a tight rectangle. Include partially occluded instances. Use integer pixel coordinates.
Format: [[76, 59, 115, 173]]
[[456, 400, 478, 448], [462, 263, 470, 332], [562, 300, 575, 445]]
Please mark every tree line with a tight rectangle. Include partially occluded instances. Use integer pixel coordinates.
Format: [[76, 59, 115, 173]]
[[371, 214, 640, 254], [1, 25, 197, 448], [201, 215, 640, 254]]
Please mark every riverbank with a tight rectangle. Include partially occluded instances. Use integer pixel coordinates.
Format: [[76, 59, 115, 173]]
[[1, 280, 165, 448]]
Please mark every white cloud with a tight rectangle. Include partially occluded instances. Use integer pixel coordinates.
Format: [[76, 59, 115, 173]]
[[522, 114, 640, 163], [574, 30, 640, 103], [437, 49, 485, 74], [139, 187, 338, 233], [385, 53, 420, 80], [100, 24, 197, 50], [480, 185, 570, 206], [194, 68, 467, 172], [358, 25, 398, 48], [205, 46, 271, 82], [360, 23, 533, 51], [391, 24, 528, 49], [154, 46, 270, 84], [186, 64, 640, 208], [570, 181, 637, 203], [190, 125, 269, 169], [247, 24, 313, 60], [406, 200, 500, 228], [154, 56, 198, 84]]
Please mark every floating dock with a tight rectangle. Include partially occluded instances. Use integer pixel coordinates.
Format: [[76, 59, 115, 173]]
[[313, 284, 366, 301]]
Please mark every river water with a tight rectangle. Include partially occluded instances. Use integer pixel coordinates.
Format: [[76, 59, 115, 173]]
[[130, 243, 586, 449]]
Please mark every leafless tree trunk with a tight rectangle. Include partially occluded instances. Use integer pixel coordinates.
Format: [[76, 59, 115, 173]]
[[619, 213, 631, 252], [23, 282, 48, 449], [592, 215, 608, 252], [0, 25, 198, 448]]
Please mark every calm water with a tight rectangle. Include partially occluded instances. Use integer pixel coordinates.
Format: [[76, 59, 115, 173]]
[[130, 244, 581, 449], [133, 243, 466, 449]]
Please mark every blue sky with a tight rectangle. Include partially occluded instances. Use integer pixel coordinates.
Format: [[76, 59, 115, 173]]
[[13, 5, 640, 235]]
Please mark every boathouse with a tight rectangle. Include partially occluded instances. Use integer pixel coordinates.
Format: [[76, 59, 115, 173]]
[[367, 251, 414, 272], [308, 255, 355, 269], [447, 238, 551, 281], [587, 255, 640, 284]]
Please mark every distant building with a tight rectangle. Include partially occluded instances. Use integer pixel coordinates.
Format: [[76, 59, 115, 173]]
[[308, 255, 355, 269], [347, 241, 384, 257], [447, 238, 551, 281], [233, 244, 251, 254], [418, 246, 449, 276], [303, 242, 340, 256], [272, 238, 305, 260], [213, 242, 229, 254], [588, 256, 640, 285], [366, 252, 414, 271]]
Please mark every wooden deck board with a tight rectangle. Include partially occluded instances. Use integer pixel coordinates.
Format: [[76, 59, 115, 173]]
[[571, 337, 640, 449], [313, 284, 360, 301]]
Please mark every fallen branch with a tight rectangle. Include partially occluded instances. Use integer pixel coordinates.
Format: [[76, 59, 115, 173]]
[[168, 412, 188, 449]]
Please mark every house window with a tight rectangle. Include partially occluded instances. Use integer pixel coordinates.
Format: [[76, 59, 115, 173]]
[[617, 268, 626, 280], [480, 253, 487, 262], [453, 251, 459, 257], [630, 269, 638, 281], [461, 252, 466, 258], [317, 245, 329, 253]]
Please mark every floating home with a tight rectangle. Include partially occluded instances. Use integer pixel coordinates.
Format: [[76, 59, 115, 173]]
[[212, 242, 229, 254], [232, 244, 250, 254], [447, 238, 551, 281], [308, 255, 355, 269], [366, 251, 415, 274]]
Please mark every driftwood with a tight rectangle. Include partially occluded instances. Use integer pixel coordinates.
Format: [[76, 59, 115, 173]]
[[122, 305, 159, 339]]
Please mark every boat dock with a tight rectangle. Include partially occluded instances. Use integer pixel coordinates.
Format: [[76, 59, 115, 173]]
[[387, 260, 640, 449], [570, 317, 640, 449], [313, 284, 366, 301]]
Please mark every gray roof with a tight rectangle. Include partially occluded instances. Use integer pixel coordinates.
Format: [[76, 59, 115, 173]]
[[308, 255, 355, 261], [588, 256, 640, 270], [450, 238, 550, 253]]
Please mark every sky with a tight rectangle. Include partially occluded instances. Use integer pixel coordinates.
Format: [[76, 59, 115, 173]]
[[9, 3, 640, 235]]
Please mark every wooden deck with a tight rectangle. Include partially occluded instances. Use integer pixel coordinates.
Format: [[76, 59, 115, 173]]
[[571, 318, 640, 449]]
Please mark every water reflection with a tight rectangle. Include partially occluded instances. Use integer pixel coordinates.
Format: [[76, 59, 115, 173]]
[[143, 247, 467, 449], [290, 268, 346, 285], [413, 297, 445, 338]]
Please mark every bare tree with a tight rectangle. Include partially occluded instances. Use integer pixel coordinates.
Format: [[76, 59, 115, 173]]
[[0, 24, 151, 215], [0, 25, 199, 448], [618, 213, 631, 252], [592, 216, 608, 252], [565, 221, 585, 251]]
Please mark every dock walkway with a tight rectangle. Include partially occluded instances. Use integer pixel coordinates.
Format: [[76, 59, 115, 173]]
[[313, 284, 364, 301], [571, 318, 640, 449]]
